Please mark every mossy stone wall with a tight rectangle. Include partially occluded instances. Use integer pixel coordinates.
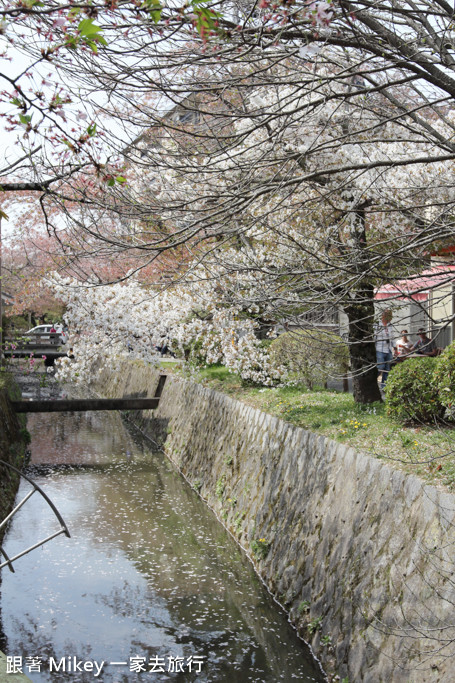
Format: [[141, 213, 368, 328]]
[[91, 360, 455, 682], [0, 375, 28, 545]]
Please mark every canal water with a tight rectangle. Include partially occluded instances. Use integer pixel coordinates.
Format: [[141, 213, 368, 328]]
[[0, 375, 324, 682]]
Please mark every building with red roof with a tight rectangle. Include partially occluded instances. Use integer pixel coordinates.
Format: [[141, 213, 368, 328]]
[[375, 263, 455, 349]]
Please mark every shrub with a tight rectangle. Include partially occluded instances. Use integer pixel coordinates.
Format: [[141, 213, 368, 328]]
[[170, 335, 220, 366], [269, 329, 349, 389], [433, 342, 455, 413], [385, 357, 443, 423], [185, 338, 206, 366]]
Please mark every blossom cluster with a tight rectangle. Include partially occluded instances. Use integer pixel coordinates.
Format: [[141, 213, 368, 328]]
[[49, 272, 287, 387]]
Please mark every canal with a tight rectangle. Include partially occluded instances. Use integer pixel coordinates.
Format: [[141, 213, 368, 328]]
[[0, 375, 324, 682]]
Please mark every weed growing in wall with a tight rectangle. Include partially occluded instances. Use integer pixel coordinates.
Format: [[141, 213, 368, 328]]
[[215, 475, 225, 499], [251, 538, 270, 560], [307, 616, 323, 635]]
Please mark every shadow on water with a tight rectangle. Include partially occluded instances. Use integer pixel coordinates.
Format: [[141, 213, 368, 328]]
[[0, 373, 325, 682]]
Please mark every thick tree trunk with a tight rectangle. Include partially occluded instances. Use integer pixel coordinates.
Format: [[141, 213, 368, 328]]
[[344, 290, 382, 404], [341, 200, 382, 403]]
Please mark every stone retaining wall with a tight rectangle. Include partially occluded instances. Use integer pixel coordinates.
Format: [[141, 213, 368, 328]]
[[0, 377, 27, 545], [91, 360, 455, 682]]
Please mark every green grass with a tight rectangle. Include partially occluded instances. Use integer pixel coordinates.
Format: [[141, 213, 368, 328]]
[[159, 359, 182, 370], [171, 363, 455, 493]]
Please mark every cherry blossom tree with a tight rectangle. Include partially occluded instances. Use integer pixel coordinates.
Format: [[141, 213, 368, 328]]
[[2, 232, 65, 325], [107, 72, 455, 401], [3, 1, 455, 402], [32, 0, 454, 402], [50, 273, 287, 386]]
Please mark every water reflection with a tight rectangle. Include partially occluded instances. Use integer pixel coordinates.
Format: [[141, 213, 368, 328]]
[[1, 395, 323, 682]]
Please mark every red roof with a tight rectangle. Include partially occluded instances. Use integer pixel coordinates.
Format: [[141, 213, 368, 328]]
[[375, 265, 455, 301]]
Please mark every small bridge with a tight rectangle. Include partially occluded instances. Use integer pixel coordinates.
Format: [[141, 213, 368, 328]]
[[12, 397, 160, 413], [3, 333, 70, 366], [11, 374, 167, 413]]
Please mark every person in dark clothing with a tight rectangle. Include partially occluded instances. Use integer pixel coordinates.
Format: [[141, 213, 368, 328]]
[[412, 329, 438, 356]]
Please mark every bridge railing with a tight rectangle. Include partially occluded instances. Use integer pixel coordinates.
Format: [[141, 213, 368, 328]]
[[4, 333, 62, 348]]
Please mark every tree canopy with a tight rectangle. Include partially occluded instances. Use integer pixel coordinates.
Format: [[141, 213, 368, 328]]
[[3, 1, 455, 400]]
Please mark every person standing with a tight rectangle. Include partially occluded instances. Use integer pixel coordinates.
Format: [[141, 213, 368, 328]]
[[374, 310, 393, 389]]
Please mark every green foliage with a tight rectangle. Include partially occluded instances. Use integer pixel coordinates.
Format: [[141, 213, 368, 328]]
[[234, 511, 245, 532], [19, 426, 31, 445], [0, 375, 30, 544], [297, 600, 310, 614], [76, 18, 107, 52], [385, 358, 443, 423], [141, 0, 163, 23], [269, 329, 349, 390], [2, 372, 21, 401], [181, 338, 208, 366], [19, 113, 32, 126], [190, 0, 223, 40], [251, 537, 270, 560], [307, 616, 323, 634], [197, 363, 231, 381], [338, 417, 369, 438], [434, 342, 455, 412], [215, 475, 225, 499]]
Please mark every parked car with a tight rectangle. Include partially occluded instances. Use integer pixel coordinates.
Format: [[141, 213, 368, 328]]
[[25, 324, 68, 344]]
